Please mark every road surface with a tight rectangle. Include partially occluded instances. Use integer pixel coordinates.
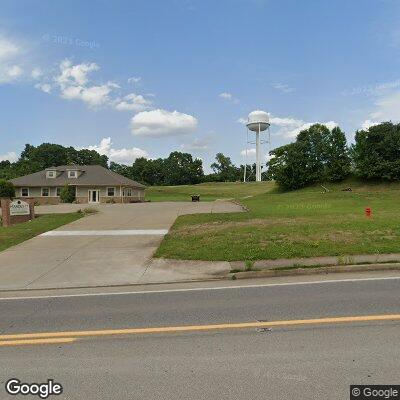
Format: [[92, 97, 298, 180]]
[[1, 272, 399, 399]]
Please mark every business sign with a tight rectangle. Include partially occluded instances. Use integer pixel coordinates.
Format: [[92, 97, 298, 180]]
[[10, 199, 30, 216]]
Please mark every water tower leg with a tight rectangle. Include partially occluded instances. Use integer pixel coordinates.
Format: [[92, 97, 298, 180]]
[[256, 128, 261, 182]]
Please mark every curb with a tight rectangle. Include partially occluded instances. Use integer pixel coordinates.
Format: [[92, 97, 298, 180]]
[[230, 263, 400, 280], [2, 262, 400, 294], [0, 277, 226, 293]]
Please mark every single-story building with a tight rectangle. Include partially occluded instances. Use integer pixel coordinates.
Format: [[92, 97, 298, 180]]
[[10, 165, 145, 205]]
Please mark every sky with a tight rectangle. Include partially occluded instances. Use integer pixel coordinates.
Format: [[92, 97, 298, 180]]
[[1, 0, 400, 171]]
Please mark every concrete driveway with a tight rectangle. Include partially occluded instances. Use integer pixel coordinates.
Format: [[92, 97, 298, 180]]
[[0, 202, 242, 290]]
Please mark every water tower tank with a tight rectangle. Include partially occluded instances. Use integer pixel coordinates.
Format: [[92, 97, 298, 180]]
[[246, 110, 270, 132]]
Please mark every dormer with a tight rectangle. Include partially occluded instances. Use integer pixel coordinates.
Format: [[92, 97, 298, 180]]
[[66, 167, 83, 179], [68, 170, 77, 179], [45, 168, 58, 179]]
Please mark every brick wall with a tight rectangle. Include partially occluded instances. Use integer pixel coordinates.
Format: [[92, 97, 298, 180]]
[[1, 198, 35, 227]]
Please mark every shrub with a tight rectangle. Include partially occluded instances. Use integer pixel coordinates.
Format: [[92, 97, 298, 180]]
[[60, 184, 76, 203], [82, 207, 98, 215], [0, 180, 15, 198]]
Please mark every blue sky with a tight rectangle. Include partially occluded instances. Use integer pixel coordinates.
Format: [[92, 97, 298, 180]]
[[1, 0, 400, 171]]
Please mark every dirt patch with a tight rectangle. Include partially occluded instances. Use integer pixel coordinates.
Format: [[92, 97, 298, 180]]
[[172, 217, 310, 236]]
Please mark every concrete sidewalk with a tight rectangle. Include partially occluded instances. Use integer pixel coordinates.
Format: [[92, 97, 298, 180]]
[[0, 201, 242, 290]]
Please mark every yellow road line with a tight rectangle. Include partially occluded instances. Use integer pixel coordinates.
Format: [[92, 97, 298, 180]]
[[0, 314, 399, 342], [0, 338, 77, 347]]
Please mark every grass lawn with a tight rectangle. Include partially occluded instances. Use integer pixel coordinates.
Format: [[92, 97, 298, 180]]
[[146, 181, 274, 202], [155, 179, 400, 261], [0, 213, 83, 252]]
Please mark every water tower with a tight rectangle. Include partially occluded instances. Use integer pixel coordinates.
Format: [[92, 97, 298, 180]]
[[245, 110, 270, 182]]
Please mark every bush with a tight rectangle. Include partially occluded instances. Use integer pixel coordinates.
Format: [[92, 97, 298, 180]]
[[60, 184, 76, 203], [0, 180, 15, 198]]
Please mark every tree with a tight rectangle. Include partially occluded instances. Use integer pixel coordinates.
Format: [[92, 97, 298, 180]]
[[268, 124, 351, 190], [18, 143, 109, 171], [352, 122, 400, 180], [268, 143, 310, 190], [0, 180, 15, 198], [211, 153, 240, 182], [25, 143, 69, 169], [110, 162, 134, 180], [60, 184, 76, 203], [68, 147, 109, 168], [130, 157, 149, 183], [164, 152, 204, 185], [324, 127, 351, 181]]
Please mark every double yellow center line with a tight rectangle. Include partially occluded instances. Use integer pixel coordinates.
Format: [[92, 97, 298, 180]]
[[1, 314, 399, 347]]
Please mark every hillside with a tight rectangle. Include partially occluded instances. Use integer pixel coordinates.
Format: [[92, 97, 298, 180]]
[[146, 181, 274, 202], [155, 179, 400, 261]]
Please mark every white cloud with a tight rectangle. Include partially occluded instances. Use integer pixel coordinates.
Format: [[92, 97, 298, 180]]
[[343, 79, 400, 96], [84, 137, 149, 164], [0, 151, 18, 162], [269, 116, 304, 127], [0, 36, 25, 83], [6, 65, 23, 78], [240, 149, 273, 163], [272, 82, 294, 93], [356, 81, 400, 128], [128, 76, 141, 84], [268, 114, 337, 138], [370, 91, 400, 121], [131, 109, 198, 137], [238, 113, 337, 138], [361, 119, 380, 130], [61, 83, 114, 107], [0, 37, 19, 61], [283, 120, 338, 138], [219, 92, 233, 100], [53, 59, 117, 107], [240, 148, 256, 157], [34, 83, 52, 93], [31, 68, 42, 79], [181, 137, 210, 151], [0, 64, 23, 83], [219, 92, 239, 103], [56, 59, 99, 86], [113, 93, 152, 111]]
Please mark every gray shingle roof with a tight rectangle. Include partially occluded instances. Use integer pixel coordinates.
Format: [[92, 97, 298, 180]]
[[10, 165, 145, 189]]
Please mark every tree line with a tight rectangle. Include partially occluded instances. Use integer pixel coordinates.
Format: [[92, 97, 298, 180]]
[[0, 143, 262, 185], [0, 143, 108, 180], [268, 121, 400, 190], [1, 121, 399, 190]]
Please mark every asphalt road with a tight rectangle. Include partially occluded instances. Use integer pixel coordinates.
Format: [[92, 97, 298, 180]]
[[0, 273, 399, 399]]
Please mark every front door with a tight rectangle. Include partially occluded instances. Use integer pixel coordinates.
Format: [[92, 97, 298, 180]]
[[88, 189, 100, 203]]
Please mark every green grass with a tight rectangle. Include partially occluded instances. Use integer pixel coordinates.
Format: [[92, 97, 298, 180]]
[[155, 179, 400, 261], [0, 213, 83, 252], [146, 181, 274, 202]]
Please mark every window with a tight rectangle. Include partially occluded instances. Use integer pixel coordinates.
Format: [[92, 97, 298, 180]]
[[41, 188, 50, 197], [46, 170, 56, 178], [124, 188, 132, 197], [107, 187, 115, 197], [56, 187, 61, 197], [21, 188, 29, 197], [68, 170, 77, 178]]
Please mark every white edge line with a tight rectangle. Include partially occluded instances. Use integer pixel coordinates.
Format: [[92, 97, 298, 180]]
[[40, 230, 168, 237], [0, 276, 400, 301]]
